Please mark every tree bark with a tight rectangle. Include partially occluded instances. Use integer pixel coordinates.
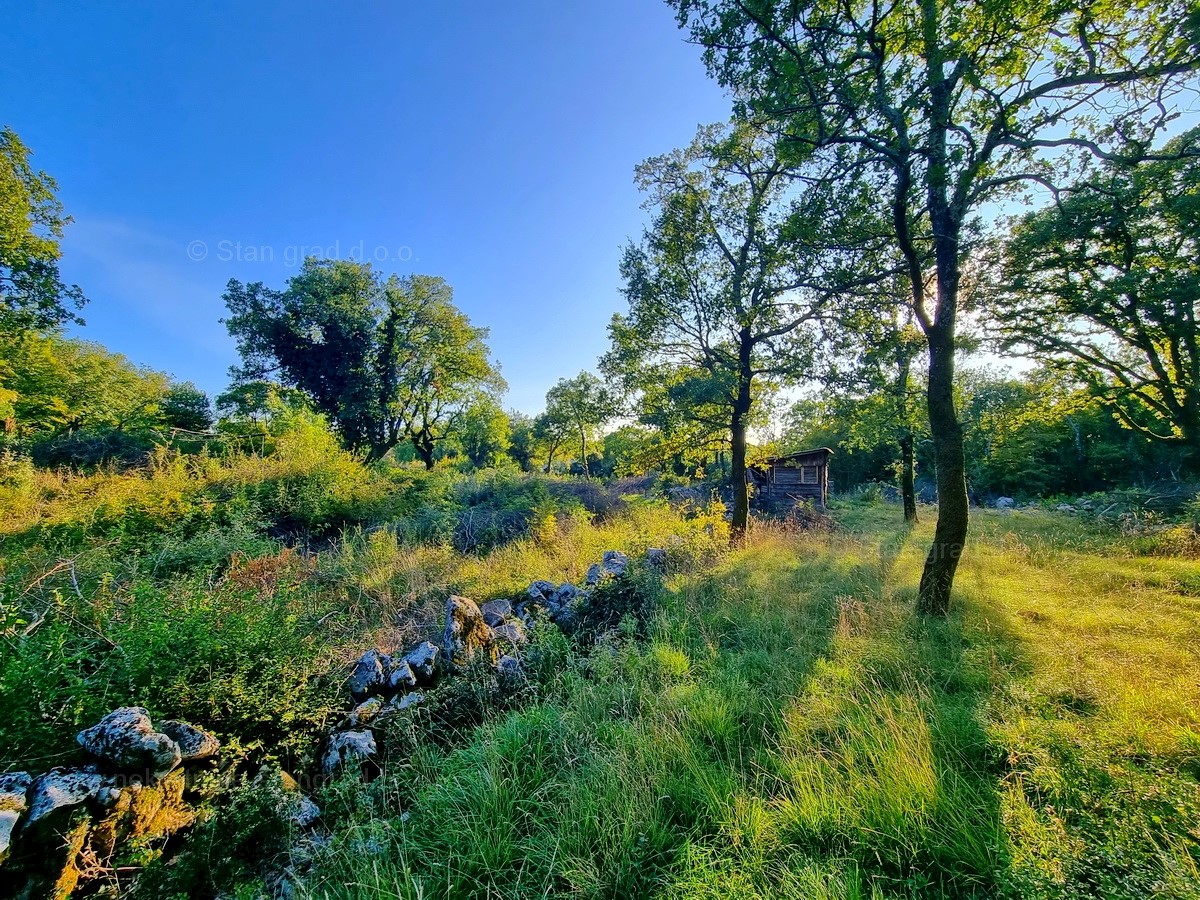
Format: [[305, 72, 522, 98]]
[[730, 329, 754, 539], [900, 431, 918, 523], [413, 434, 435, 469], [895, 341, 918, 523], [917, 324, 968, 615]]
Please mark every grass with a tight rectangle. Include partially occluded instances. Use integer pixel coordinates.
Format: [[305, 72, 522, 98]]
[[2, 443, 1198, 898], [298, 502, 1200, 899]]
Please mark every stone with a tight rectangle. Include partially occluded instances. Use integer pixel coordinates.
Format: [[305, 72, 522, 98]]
[[263, 769, 322, 829], [552, 583, 583, 606], [646, 548, 667, 571], [290, 794, 322, 828], [25, 768, 103, 825], [348, 649, 387, 701], [1056, 503, 1077, 513], [0, 772, 30, 812], [586, 551, 630, 584], [443, 595, 496, 669], [526, 580, 557, 602], [389, 691, 425, 712], [481, 598, 512, 627], [157, 720, 220, 761], [387, 658, 418, 692], [491, 622, 526, 646], [600, 550, 629, 577], [76, 707, 182, 778], [321, 730, 377, 775], [88, 769, 192, 857], [345, 697, 385, 727], [995, 497, 1015, 509], [0, 810, 19, 866], [481, 598, 512, 619], [0, 772, 29, 865], [403, 641, 440, 683]]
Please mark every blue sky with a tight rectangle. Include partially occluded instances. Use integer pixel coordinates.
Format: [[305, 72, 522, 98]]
[[1, 1, 731, 413]]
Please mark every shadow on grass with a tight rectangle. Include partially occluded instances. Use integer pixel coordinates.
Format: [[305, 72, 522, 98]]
[[669, 518, 1034, 898]]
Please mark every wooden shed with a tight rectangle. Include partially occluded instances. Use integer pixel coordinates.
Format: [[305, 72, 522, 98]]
[[748, 447, 833, 509]]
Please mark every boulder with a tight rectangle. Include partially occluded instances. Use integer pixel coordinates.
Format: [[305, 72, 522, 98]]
[[587, 550, 629, 585], [1056, 503, 1077, 513], [290, 794, 322, 829], [496, 655, 524, 690], [646, 548, 667, 571], [527, 580, 557, 602], [348, 649, 387, 701], [345, 697, 385, 727], [552, 583, 583, 606], [995, 496, 1015, 509], [76, 708, 181, 778], [386, 658, 418, 692], [0, 771, 31, 865], [321, 730, 377, 775], [443, 595, 495, 669], [87, 769, 193, 860], [491, 622, 526, 647], [157, 720, 220, 762], [25, 769, 104, 826], [265, 769, 321, 828], [403, 642, 440, 683], [481, 598, 512, 627]]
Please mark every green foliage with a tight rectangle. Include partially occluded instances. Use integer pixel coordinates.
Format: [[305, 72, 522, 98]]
[[301, 503, 1200, 899], [160, 382, 213, 432], [451, 395, 511, 469], [543, 371, 618, 477], [223, 259, 503, 464], [990, 127, 1200, 459], [0, 126, 85, 334], [133, 773, 295, 899]]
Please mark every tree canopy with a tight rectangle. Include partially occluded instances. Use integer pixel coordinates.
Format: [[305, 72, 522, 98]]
[[990, 127, 1200, 459], [0, 126, 85, 334], [223, 259, 503, 465]]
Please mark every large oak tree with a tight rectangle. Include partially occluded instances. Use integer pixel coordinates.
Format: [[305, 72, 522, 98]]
[[223, 259, 503, 465], [674, 0, 1200, 613]]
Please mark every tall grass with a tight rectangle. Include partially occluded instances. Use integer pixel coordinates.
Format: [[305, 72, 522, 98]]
[[298, 503, 1200, 900]]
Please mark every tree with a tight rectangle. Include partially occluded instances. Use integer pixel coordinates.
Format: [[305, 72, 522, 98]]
[[675, 0, 1200, 613], [223, 259, 503, 465], [0, 127, 85, 334], [456, 396, 511, 468], [532, 409, 571, 474], [543, 372, 617, 479], [160, 382, 213, 432], [827, 293, 927, 521], [0, 332, 167, 438], [605, 123, 861, 534], [990, 128, 1200, 462], [506, 411, 536, 472], [392, 276, 506, 468]]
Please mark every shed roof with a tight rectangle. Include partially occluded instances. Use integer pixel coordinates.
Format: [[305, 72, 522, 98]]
[[763, 447, 834, 465]]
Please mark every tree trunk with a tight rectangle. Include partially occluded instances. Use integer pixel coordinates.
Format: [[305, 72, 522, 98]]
[[895, 341, 917, 523], [730, 329, 754, 539], [900, 431, 918, 523], [413, 435, 435, 469], [917, 324, 968, 615]]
